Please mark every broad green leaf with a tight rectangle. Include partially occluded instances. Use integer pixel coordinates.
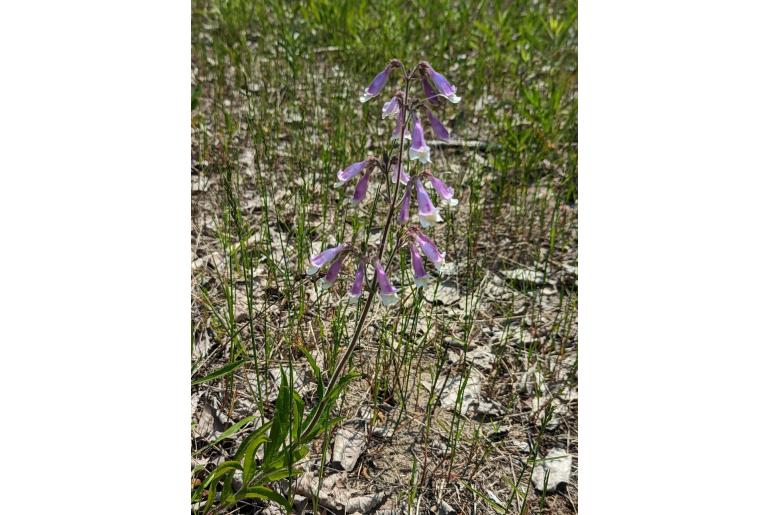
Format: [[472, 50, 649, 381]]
[[234, 420, 272, 461], [221, 471, 235, 505], [240, 486, 292, 510], [202, 460, 242, 487], [254, 464, 304, 483], [260, 444, 309, 476], [241, 433, 269, 484]]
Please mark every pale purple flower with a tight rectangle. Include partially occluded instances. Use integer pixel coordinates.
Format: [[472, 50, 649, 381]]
[[421, 61, 461, 104], [414, 178, 443, 227], [382, 95, 401, 119], [336, 160, 369, 187], [408, 116, 431, 164], [307, 244, 345, 275], [421, 75, 440, 106], [351, 168, 372, 206], [398, 181, 413, 224], [359, 61, 398, 103], [427, 173, 458, 206], [374, 259, 398, 306], [427, 110, 450, 142], [348, 259, 367, 302], [320, 253, 346, 290], [414, 231, 446, 269], [390, 160, 410, 185], [391, 108, 412, 142], [410, 243, 431, 288]]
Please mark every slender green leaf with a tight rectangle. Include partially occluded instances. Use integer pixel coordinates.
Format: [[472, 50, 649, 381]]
[[195, 415, 256, 455], [298, 345, 323, 397], [192, 360, 245, 385], [291, 390, 304, 440], [265, 368, 291, 462]]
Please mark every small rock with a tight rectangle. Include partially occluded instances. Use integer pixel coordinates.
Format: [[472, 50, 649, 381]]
[[531, 448, 572, 492]]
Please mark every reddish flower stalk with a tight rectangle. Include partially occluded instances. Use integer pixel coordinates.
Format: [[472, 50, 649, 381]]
[[301, 60, 461, 439]]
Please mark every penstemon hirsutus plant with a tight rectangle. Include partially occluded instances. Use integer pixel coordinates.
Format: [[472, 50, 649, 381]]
[[303, 59, 462, 436], [194, 60, 463, 514]]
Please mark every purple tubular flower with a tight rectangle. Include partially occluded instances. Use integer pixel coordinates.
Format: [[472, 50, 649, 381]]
[[427, 110, 450, 142], [414, 178, 443, 227], [428, 173, 458, 206], [348, 259, 367, 302], [390, 160, 410, 185], [359, 63, 392, 103], [320, 254, 346, 290], [410, 243, 431, 288], [398, 181, 413, 224], [382, 95, 400, 119], [424, 62, 461, 104], [336, 160, 369, 187], [421, 74, 441, 106], [307, 244, 345, 275], [374, 259, 398, 306], [391, 108, 412, 142], [351, 168, 372, 206], [414, 231, 446, 268], [408, 116, 431, 164]]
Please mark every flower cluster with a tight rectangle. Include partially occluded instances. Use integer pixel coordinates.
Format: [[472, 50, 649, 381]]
[[306, 226, 447, 306], [308, 60, 461, 307]]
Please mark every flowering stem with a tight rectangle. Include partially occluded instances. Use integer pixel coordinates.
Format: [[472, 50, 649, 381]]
[[301, 70, 413, 440]]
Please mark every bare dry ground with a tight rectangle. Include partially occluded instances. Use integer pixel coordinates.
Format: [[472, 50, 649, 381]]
[[192, 1, 577, 513]]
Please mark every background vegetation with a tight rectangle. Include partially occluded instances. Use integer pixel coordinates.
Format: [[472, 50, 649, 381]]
[[192, 0, 577, 512]]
